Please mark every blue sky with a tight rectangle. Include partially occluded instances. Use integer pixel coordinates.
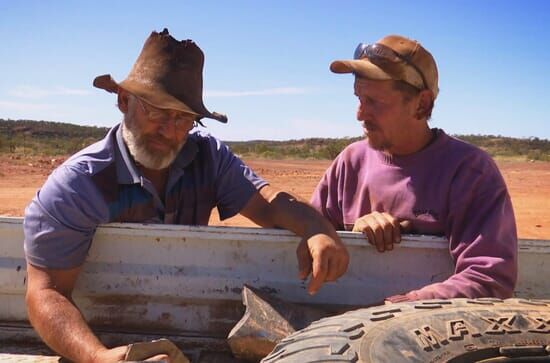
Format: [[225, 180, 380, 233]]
[[1, 1, 549, 141]]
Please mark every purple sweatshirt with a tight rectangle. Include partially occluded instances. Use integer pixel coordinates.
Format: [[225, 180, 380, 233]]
[[311, 129, 518, 302]]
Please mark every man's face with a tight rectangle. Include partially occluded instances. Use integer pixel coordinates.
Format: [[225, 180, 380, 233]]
[[354, 77, 419, 155], [122, 94, 196, 170]]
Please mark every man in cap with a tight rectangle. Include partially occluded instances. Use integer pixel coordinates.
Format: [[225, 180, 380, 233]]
[[311, 34, 517, 302], [24, 29, 349, 362]]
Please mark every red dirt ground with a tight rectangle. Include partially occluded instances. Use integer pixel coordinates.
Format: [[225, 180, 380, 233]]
[[1, 155, 548, 239]]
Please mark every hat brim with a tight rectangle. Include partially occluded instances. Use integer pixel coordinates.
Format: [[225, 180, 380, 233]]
[[93, 74, 228, 123], [330, 59, 393, 81]]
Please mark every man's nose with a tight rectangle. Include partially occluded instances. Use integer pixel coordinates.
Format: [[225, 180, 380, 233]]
[[157, 119, 178, 139], [356, 102, 367, 121]]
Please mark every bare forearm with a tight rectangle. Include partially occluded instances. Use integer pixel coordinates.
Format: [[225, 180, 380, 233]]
[[242, 187, 349, 294], [261, 188, 337, 238], [27, 288, 105, 362]]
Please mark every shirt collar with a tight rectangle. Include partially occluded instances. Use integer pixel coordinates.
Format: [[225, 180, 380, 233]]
[[171, 133, 199, 170], [114, 124, 141, 184]]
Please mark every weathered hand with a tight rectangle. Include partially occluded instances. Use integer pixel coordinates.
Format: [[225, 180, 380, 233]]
[[296, 233, 349, 295], [352, 212, 411, 252], [92, 346, 170, 362], [141, 354, 170, 362], [91, 346, 127, 363]]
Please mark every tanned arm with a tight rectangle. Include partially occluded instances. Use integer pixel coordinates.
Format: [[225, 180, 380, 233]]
[[25, 263, 128, 363], [240, 185, 349, 294]]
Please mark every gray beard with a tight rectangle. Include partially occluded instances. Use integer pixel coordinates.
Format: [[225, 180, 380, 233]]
[[122, 113, 183, 170]]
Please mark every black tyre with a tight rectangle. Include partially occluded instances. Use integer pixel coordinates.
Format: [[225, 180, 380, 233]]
[[261, 298, 550, 363]]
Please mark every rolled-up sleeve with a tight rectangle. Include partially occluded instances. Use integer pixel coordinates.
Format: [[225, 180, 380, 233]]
[[209, 137, 268, 220]]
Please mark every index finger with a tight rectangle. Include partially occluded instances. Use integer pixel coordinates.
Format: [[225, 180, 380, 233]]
[[382, 212, 401, 243], [308, 250, 328, 295], [145, 354, 170, 362]]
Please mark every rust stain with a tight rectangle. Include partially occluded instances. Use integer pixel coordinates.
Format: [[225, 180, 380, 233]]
[[160, 312, 172, 322], [87, 294, 151, 306], [88, 316, 177, 333]]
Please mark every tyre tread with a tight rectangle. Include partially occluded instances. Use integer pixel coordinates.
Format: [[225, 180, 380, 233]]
[[261, 298, 550, 363]]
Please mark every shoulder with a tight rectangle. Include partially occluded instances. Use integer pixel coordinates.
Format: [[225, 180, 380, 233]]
[[189, 130, 224, 148], [327, 139, 373, 176], [443, 133, 489, 159], [40, 127, 120, 206], [61, 126, 117, 177], [187, 130, 237, 163], [442, 133, 501, 177], [436, 132, 506, 195], [339, 139, 370, 161], [334, 140, 372, 167]]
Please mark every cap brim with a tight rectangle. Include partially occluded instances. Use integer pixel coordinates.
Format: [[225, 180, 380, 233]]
[[330, 59, 393, 81]]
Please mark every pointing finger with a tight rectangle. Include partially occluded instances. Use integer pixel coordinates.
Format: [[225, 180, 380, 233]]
[[296, 239, 312, 280], [308, 250, 328, 295]]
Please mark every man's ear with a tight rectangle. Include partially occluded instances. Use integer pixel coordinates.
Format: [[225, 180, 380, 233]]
[[117, 89, 130, 114], [415, 89, 434, 120]]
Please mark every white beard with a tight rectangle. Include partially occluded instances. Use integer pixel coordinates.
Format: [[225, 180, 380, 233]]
[[122, 111, 183, 170]]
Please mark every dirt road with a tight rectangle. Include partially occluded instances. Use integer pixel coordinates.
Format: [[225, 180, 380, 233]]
[[1, 156, 548, 239]]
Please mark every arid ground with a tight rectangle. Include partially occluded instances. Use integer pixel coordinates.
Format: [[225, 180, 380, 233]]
[[1, 155, 548, 239]]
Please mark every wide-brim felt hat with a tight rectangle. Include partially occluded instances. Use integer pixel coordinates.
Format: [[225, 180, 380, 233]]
[[93, 28, 227, 123]]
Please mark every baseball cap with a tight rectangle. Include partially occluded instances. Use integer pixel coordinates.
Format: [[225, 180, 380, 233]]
[[330, 35, 439, 98]]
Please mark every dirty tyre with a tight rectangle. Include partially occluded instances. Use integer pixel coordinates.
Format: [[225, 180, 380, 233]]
[[261, 298, 550, 363]]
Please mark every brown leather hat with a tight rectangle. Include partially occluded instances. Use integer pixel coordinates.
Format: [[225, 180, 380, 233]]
[[94, 28, 227, 123], [331, 34, 439, 98]]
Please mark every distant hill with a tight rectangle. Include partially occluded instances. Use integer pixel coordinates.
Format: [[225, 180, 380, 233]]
[[0, 119, 108, 156], [1, 119, 549, 161]]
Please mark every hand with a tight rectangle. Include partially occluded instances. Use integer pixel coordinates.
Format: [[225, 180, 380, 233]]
[[296, 233, 349, 295], [91, 346, 127, 363], [92, 346, 170, 362], [352, 212, 411, 252]]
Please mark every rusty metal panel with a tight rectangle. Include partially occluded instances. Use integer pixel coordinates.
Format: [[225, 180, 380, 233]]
[[0, 323, 245, 362], [0, 217, 547, 337]]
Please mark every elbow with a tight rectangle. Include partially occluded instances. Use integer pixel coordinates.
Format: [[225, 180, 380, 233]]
[[488, 282, 515, 299], [480, 270, 517, 299], [495, 275, 517, 299]]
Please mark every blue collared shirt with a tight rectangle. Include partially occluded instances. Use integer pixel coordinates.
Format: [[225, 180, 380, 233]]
[[23, 124, 267, 269]]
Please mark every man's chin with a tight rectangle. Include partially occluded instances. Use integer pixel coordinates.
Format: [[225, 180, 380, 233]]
[[134, 148, 177, 170], [366, 136, 391, 153], [366, 136, 382, 150]]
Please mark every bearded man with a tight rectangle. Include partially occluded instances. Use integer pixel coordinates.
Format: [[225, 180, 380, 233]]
[[23, 29, 348, 362]]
